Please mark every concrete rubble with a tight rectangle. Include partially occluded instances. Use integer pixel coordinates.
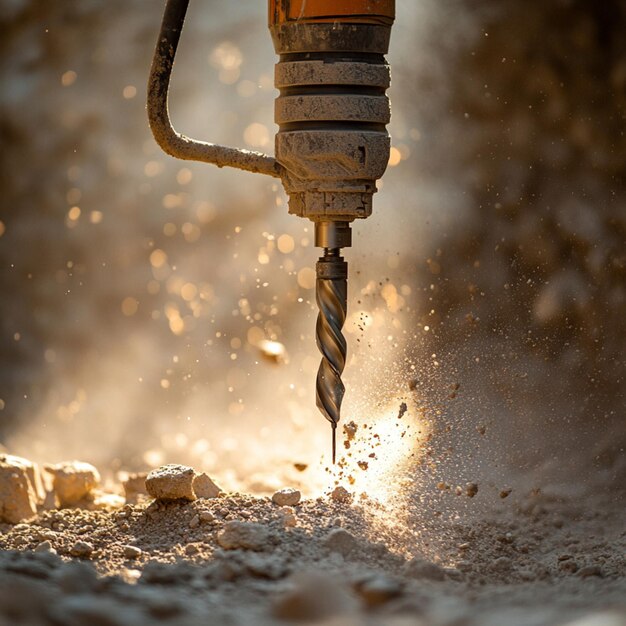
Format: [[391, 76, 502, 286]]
[[145, 464, 196, 501], [44, 461, 100, 507]]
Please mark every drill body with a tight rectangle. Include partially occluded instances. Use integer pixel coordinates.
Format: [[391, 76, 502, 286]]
[[148, 0, 395, 460], [270, 1, 394, 458]]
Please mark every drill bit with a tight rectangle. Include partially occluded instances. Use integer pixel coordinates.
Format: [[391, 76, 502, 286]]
[[315, 248, 348, 463]]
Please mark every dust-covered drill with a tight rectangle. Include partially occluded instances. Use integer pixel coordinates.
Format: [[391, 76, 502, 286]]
[[148, 0, 395, 461]]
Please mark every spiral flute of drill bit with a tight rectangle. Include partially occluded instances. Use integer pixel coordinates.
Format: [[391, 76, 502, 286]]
[[315, 249, 348, 462]]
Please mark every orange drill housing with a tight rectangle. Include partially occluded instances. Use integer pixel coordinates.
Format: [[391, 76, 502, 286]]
[[269, 0, 395, 25]]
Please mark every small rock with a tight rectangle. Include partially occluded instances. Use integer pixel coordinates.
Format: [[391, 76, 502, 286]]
[[189, 514, 200, 528], [0, 454, 44, 502], [90, 491, 125, 511], [34, 541, 56, 555], [122, 472, 149, 502], [123, 545, 142, 559], [466, 482, 479, 498], [355, 576, 403, 607], [185, 543, 199, 556], [577, 565, 603, 578], [280, 506, 297, 527], [192, 472, 222, 499], [242, 553, 286, 580], [272, 571, 358, 621], [217, 521, 269, 551], [272, 487, 301, 507], [559, 559, 579, 574], [491, 556, 513, 572], [145, 464, 196, 501], [0, 456, 38, 523], [500, 487, 513, 498], [44, 461, 100, 506], [330, 486, 352, 503], [404, 557, 446, 581], [70, 540, 94, 558], [323, 528, 358, 556], [199, 511, 214, 522]]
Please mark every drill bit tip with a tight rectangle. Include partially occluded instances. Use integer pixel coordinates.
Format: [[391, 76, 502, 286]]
[[332, 423, 336, 464]]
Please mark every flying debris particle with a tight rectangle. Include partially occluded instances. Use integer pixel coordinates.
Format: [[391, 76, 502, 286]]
[[257, 340, 288, 365], [449, 382, 460, 399], [397, 402, 408, 419], [330, 486, 352, 503], [343, 421, 357, 441], [466, 482, 479, 498], [293, 463, 308, 472]]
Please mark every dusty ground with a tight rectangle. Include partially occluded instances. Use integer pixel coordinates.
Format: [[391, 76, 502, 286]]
[[1, 465, 624, 626]]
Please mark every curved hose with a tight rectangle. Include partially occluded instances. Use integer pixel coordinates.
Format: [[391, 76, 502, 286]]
[[147, 0, 283, 178]]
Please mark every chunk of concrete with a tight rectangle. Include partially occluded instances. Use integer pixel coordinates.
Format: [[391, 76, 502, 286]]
[[44, 461, 100, 506], [145, 464, 196, 501], [122, 472, 149, 503], [0, 457, 38, 523], [217, 521, 269, 551], [192, 473, 222, 499], [0, 454, 44, 503], [272, 487, 301, 507]]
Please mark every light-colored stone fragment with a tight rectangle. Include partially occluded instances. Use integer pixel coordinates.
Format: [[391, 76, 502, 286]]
[[145, 464, 196, 501], [44, 461, 100, 506], [90, 491, 125, 511], [189, 514, 200, 529], [403, 557, 446, 581], [122, 472, 149, 502], [192, 473, 222, 499], [70, 540, 94, 558], [0, 456, 38, 523], [217, 521, 269, 551], [272, 571, 358, 621], [0, 454, 44, 502], [355, 575, 403, 607], [280, 506, 297, 528], [199, 511, 214, 522], [123, 545, 142, 559], [323, 528, 357, 556], [35, 540, 56, 554], [272, 487, 301, 507]]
